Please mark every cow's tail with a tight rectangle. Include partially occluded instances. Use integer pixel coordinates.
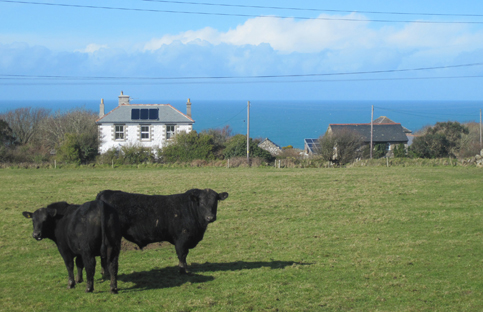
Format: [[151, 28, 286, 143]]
[[100, 200, 108, 259]]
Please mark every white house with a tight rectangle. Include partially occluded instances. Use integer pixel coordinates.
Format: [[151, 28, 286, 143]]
[[96, 92, 194, 154]]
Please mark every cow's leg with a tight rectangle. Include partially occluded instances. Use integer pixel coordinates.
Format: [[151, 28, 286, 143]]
[[175, 242, 189, 274], [100, 257, 110, 279], [75, 256, 84, 283], [83, 255, 96, 293], [61, 253, 76, 289], [108, 248, 119, 294]]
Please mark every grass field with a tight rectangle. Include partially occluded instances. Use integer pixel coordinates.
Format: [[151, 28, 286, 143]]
[[0, 166, 482, 311]]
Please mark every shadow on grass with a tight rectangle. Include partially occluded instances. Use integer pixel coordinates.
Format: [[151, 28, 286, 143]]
[[118, 260, 308, 291]]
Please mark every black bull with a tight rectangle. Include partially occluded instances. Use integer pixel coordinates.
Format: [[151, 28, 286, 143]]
[[96, 188, 228, 273], [23, 200, 121, 293]]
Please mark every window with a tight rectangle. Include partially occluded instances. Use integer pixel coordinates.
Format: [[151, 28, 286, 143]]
[[141, 125, 150, 140], [166, 125, 175, 139], [132, 109, 159, 120], [115, 125, 124, 140]]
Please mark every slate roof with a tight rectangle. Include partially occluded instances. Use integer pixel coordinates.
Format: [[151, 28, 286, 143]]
[[328, 123, 408, 144], [96, 104, 194, 124], [373, 116, 412, 133]]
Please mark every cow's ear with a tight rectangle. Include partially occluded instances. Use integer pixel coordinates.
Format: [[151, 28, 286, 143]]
[[22, 211, 33, 219], [217, 192, 229, 201], [47, 208, 57, 217]]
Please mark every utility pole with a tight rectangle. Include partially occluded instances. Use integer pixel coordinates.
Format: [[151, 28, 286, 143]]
[[480, 109, 482, 148], [370, 105, 374, 159], [247, 101, 250, 163]]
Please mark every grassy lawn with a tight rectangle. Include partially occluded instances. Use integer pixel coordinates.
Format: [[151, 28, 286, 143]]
[[0, 166, 482, 311]]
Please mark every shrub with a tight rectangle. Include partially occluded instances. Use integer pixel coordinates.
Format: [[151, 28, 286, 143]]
[[223, 134, 273, 162], [161, 131, 215, 163], [318, 129, 364, 165]]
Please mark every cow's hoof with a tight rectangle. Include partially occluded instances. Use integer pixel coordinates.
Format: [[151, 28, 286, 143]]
[[85, 287, 94, 293], [75, 278, 83, 283], [67, 281, 75, 289], [110, 288, 118, 294]]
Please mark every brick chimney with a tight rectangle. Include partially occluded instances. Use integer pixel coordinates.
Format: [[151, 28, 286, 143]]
[[186, 98, 192, 118], [118, 91, 130, 106], [99, 98, 105, 118]]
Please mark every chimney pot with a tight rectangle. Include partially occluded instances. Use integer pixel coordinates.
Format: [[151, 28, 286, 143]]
[[99, 98, 105, 118], [186, 98, 192, 118]]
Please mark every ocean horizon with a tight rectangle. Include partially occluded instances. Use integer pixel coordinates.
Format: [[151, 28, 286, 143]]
[[1, 100, 481, 149]]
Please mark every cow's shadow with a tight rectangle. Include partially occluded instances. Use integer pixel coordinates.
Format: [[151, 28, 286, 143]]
[[117, 260, 309, 291]]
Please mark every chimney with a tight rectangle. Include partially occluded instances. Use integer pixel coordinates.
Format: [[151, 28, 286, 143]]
[[118, 91, 130, 106], [186, 98, 192, 118], [99, 98, 105, 118]]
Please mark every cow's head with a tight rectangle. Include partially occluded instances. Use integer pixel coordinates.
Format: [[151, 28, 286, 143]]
[[190, 189, 228, 223], [22, 207, 58, 241]]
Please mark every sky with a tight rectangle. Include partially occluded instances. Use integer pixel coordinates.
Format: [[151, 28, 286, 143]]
[[1, 0, 483, 102]]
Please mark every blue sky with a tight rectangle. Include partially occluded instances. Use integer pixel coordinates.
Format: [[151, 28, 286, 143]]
[[1, 0, 483, 101]]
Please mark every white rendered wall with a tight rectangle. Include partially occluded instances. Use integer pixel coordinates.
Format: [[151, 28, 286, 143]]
[[98, 123, 193, 154]]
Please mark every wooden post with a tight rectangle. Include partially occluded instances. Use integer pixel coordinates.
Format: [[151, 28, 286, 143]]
[[247, 101, 250, 164], [370, 105, 374, 159], [480, 109, 482, 148]]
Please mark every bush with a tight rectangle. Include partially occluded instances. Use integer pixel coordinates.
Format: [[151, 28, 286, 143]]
[[318, 129, 364, 165], [223, 134, 273, 162], [161, 131, 215, 163], [57, 133, 98, 164]]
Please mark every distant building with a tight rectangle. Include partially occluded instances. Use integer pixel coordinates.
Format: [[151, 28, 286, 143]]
[[304, 138, 320, 156], [96, 92, 194, 154], [326, 122, 409, 156], [258, 138, 282, 156]]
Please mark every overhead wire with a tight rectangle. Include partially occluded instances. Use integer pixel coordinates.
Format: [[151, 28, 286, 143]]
[[2, 0, 483, 24], [138, 0, 483, 18], [2, 63, 483, 83]]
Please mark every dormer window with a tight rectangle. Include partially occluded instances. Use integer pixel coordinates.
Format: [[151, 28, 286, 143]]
[[131, 109, 159, 120]]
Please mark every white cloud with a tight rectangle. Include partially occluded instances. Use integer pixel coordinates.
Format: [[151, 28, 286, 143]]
[[143, 13, 483, 61], [145, 13, 375, 53], [76, 43, 108, 53]]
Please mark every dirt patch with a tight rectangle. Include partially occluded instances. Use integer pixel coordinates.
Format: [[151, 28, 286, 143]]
[[120, 238, 171, 251]]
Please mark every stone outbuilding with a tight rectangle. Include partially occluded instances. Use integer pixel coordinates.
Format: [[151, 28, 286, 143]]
[[258, 138, 282, 156]]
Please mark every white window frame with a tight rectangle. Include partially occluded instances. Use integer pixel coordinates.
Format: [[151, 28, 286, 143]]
[[115, 125, 125, 140], [166, 125, 175, 140], [140, 125, 150, 140]]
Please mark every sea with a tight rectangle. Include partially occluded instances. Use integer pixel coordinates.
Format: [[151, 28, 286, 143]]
[[1, 100, 481, 149]]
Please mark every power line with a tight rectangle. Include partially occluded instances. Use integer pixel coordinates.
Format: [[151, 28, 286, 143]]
[[1, 75, 483, 86], [2, 63, 482, 82], [139, 0, 483, 18], [2, 0, 483, 24]]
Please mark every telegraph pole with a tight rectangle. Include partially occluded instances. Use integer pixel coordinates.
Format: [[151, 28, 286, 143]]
[[480, 109, 482, 148], [370, 105, 374, 159], [247, 101, 250, 163]]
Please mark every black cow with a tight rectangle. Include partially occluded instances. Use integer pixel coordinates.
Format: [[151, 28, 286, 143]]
[[22, 200, 121, 294], [96, 189, 228, 273]]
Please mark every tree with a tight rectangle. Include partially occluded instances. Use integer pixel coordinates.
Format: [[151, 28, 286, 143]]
[[40, 108, 98, 150], [393, 143, 406, 158], [201, 125, 233, 158], [161, 131, 216, 162], [0, 119, 16, 147], [0, 107, 50, 145], [318, 129, 363, 164], [427, 121, 469, 157], [223, 134, 273, 161], [410, 133, 449, 158], [410, 121, 469, 158]]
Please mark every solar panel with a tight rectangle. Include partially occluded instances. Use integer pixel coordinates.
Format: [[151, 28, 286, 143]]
[[131, 109, 140, 120], [149, 109, 158, 120], [140, 109, 149, 120]]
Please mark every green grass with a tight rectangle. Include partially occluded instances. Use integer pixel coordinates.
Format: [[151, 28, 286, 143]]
[[1, 166, 482, 311]]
